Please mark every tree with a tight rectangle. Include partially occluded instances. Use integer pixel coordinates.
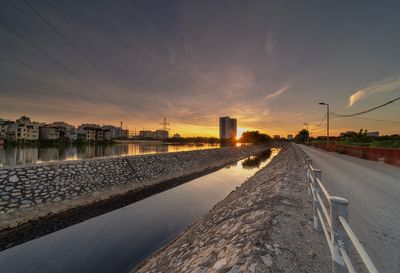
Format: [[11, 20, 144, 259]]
[[294, 129, 309, 144], [338, 129, 371, 143], [240, 131, 271, 144]]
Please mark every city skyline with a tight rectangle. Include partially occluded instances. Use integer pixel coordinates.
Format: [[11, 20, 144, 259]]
[[1, 1, 400, 137]]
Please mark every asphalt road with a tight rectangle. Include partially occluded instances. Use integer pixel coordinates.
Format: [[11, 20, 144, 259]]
[[299, 145, 400, 273]]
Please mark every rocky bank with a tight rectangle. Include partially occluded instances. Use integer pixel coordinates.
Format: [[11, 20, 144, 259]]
[[132, 144, 331, 273], [0, 145, 267, 231]]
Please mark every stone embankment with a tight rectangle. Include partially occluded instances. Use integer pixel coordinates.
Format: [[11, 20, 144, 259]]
[[0, 145, 267, 230], [132, 144, 331, 273]]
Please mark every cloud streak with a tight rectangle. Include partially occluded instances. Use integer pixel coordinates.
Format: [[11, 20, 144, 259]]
[[265, 84, 291, 99], [349, 76, 400, 106]]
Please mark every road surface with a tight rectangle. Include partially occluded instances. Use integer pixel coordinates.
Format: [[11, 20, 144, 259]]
[[300, 145, 400, 273]]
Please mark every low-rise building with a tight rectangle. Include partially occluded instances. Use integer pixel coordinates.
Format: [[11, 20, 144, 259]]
[[287, 134, 294, 140], [102, 125, 129, 139], [103, 129, 111, 140], [139, 130, 168, 140], [273, 135, 281, 140], [9, 116, 39, 141], [139, 130, 154, 138], [77, 124, 99, 141], [367, 131, 379, 137], [0, 119, 13, 139], [39, 126, 60, 140], [121, 129, 129, 139], [51, 122, 77, 140], [155, 130, 169, 140]]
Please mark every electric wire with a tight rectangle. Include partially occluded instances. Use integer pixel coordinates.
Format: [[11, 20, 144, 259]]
[[5, 0, 92, 70], [0, 15, 136, 117], [330, 96, 400, 117], [4, 0, 147, 120], [333, 116, 400, 124], [43, 0, 147, 117]]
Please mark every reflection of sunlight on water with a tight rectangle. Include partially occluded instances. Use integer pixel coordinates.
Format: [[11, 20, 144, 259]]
[[0, 143, 221, 166], [0, 146, 281, 273], [241, 148, 280, 170]]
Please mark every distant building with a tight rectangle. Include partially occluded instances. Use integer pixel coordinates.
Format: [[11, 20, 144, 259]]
[[102, 125, 129, 139], [0, 119, 13, 139], [173, 133, 181, 138], [287, 134, 294, 140], [50, 122, 77, 140], [155, 130, 168, 140], [367, 131, 379, 137], [103, 129, 111, 140], [121, 129, 129, 139], [219, 116, 237, 139], [273, 135, 280, 140], [139, 130, 154, 138], [39, 126, 60, 140], [77, 124, 99, 141], [139, 129, 168, 140], [9, 116, 39, 141]]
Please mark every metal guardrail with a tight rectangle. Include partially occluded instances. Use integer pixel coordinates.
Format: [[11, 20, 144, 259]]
[[298, 145, 380, 273]]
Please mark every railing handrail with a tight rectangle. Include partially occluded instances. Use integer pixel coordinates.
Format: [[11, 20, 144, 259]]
[[316, 177, 330, 201], [338, 216, 380, 273], [295, 144, 380, 273]]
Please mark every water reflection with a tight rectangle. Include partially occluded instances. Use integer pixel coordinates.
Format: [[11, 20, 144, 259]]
[[0, 143, 220, 166], [0, 148, 280, 273], [241, 149, 272, 170]]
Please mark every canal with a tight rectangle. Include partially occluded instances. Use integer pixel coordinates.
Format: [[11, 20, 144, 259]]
[[0, 143, 219, 167], [0, 148, 279, 273]]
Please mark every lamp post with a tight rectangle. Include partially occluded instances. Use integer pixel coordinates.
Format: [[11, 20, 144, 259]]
[[304, 123, 310, 144], [319, 102, 329, 150]]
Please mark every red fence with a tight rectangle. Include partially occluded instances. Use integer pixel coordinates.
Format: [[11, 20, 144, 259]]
[[314, 143, 400, 167]]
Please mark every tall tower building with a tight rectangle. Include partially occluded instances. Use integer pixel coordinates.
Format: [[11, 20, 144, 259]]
[[219, 116, 237, 139]]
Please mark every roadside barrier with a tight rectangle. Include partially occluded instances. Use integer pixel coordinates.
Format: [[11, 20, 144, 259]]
[[313, 142, 400, 167], [296, 145, 380, 273]]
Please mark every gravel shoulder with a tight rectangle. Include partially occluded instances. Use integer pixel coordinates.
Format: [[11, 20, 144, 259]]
[[132, 144, 331, 273]]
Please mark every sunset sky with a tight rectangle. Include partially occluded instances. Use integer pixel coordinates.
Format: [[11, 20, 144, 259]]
[[0, 0, 399, 137]]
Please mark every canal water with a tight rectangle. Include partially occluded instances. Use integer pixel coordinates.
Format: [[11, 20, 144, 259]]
[[0, 148, 279, 273], [0, 143, 219, 167]]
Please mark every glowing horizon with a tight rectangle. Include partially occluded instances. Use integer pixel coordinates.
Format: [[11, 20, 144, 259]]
[[0, 1, 399, 138]]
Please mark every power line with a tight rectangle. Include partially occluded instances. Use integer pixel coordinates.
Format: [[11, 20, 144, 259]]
[[334, 115, 400, 124], [316, 113, 326, 128], [2, 1, 154, 121], [330, 96, 400, 117], [0, 14, 136, 117], [5, 0, 89, 69]]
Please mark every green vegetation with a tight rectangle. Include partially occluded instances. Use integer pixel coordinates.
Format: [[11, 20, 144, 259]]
[[312, 129, 400, 149], [239, 131, 271, 144], [294, 129, 310, 144]]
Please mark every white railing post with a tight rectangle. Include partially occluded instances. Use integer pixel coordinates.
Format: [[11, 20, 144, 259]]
[[306, 157, 312, 195], [330, 196, 350, 273], [313, 169, 322, 232]]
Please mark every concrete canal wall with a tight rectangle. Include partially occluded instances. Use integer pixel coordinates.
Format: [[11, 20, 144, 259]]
[[0, 145, 267, 230]]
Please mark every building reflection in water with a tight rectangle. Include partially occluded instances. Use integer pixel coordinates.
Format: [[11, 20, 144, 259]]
[[0, 143, 220, 166]]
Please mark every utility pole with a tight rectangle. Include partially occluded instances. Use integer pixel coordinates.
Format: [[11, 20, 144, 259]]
[[160, 117, 170, 131], [304, 123, 310, 144], [319, 102, 330, 150]]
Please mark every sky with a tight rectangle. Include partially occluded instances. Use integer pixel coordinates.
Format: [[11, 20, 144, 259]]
[[0, 0, 400, 137]]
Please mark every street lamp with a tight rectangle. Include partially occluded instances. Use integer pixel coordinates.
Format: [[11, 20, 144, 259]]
[[303, 123, 310, 144], [319, 102, 329, 150]]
